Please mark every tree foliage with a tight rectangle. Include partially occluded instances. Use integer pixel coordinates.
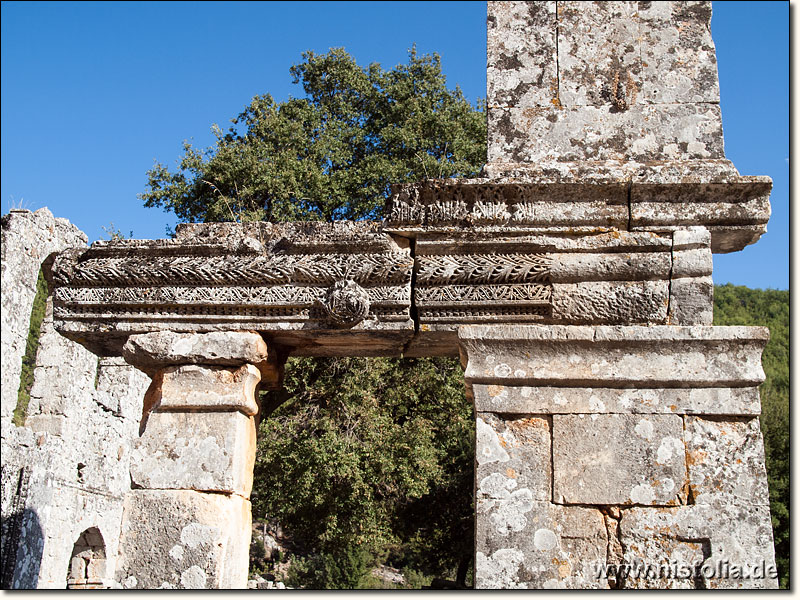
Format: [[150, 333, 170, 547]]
[[140, 47, 486, 223], [713, 284, 789, 589], [252, 356, 474, 587]]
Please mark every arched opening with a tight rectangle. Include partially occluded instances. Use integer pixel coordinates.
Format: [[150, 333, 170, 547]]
[[66, 527, 107, 589]]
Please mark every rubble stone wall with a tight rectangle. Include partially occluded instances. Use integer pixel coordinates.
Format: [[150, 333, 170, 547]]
[[1, 209, 149, 589]]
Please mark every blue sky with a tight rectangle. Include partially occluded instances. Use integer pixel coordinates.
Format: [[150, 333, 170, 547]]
[[1, 1, 788, 289]]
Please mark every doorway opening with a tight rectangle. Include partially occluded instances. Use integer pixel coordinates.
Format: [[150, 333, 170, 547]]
[[249, 355, 475, 589]]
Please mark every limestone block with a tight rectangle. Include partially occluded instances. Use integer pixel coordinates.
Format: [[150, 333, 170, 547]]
[[123, 331, 271, 373], [629, 177, 771, 254], [631, 195, 771, 230], [618, 536, 709, 589], [552, 414, 686, 505], [116, 490, 251, 589], [551, 280, 669, 324], [557, 1, 641, 107], [476, 414, 551, 504], [684, 416, 770, 507], [471, 385, 761, 417], [672, 228, 713, 278], [459, 325, 768, 388], [669, 275, 713, 325], [476, 501, 608, 589], [25, 301, 98, 419], [672, 225, 712, 251], [24, 414, 66, 436], [488, 103, 724, 164], [94, 357, 150, 420], [550, 252, 671, 283], [151, 364, 261, 415], [130, 411, 256, 497], [639, 1, 719, 104], [487, 1, 557, 108], [619, 505, 778, 589]]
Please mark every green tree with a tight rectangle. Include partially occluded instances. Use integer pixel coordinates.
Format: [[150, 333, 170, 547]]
[[253, 356, 474, 587], [713, 284, 789, 589], [142, 47, 485, 588], [140, 47, 485, 223]]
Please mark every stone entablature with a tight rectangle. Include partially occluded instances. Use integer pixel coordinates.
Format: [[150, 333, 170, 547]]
[[50, 223, 716, 358]]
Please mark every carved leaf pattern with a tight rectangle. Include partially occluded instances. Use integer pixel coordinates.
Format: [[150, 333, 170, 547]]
[[416, 283, 551, 303], [417, 254, 551, 285], [54, 285, 410, 306], [63, 253, 412, 287]]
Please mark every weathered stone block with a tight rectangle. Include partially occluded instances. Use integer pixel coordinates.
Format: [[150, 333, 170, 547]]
[[551, 280, 669, 324], [669, 275, 713, 325], [123, 331, 271, 375], [619, 505, 778, 589], [552, 414, 686, 505], [487, 1, 557, 108], [476, 501, 608, 589], [557, 1, 641, 107], [550, 252, 671, 282], [130, 411, 256, 497], [94, 357, 150, 419], [460, 325, 768, 388], [639, 1, 720, 104], [476, 413, 551, 505], [488, 104, 724, 164], [152, 364, 261, 415], [619, 536, 709, 589], [471, 385, 761, 416], [116, 490, 251, 589], [684, 416, 770, 507], [672, 228, 713, 278]]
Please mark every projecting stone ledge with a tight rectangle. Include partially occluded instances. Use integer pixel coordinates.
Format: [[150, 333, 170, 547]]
[[459, 325, 768, 389], [385, 159, 771, 253]]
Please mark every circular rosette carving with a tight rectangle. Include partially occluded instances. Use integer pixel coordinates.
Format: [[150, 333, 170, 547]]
[[319, 279, 370, 328]]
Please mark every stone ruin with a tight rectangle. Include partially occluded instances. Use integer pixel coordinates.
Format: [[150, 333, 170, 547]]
[[1, 1, 778, 589]]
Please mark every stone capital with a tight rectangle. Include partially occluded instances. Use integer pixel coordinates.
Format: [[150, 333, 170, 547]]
[[122, 330, 282, 387]]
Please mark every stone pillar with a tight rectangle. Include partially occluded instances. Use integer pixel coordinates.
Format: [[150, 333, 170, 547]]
[[115, 331, 282, 589], [460, 325, 778, 589]]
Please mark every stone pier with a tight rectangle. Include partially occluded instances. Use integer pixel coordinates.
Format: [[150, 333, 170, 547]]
[[114, 331, 281, 589], [461, 325, 775, 588]]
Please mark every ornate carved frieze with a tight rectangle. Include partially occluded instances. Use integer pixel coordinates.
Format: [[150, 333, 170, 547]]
[[51, 223, 415, 355], [413, 231, 677, 332], [51, 220, 713, 356], [385, 179, 628, 231]]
